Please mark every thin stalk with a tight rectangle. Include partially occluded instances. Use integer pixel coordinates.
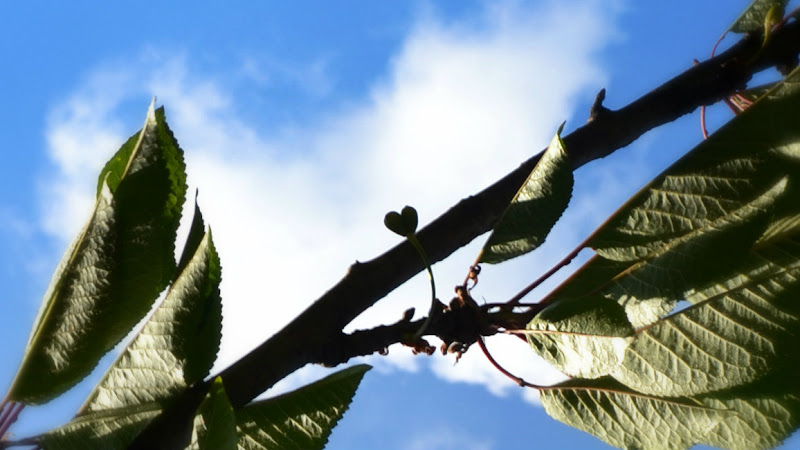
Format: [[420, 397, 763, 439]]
[[504, 245, 585, 307], [408, 236, 436, 302], [0, 437, 39, 449], [409, 235, 437, 339], [700, 30, 727, 139], [0, 403, 23, 442], [506, 329, 619, 338], [477, 336, 541, 389], [700, 105, 710, 139], [0, 399, 10, 434]]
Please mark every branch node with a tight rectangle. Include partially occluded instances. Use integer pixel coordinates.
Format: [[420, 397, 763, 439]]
[[588, 88, 610, 123], [347, 260, 363, 275]]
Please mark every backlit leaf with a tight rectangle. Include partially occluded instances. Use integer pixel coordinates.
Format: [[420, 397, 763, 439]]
[[8, 101, 188, 404], [527, 296, 634, 378], [540, 376, 800, 450], [589, 70, 800, 262], [79, 216, 221, 413], [479, 126, 573, 264], [698, 377, 800, 450], [539, 377, 724, 450], [729, 0, 787, 33], [546, 68, 800, 327], [39, 403, 162, 450], [533, 67, 800, 448], [611, 236, 800, 397], [604, 177, 787, 326]]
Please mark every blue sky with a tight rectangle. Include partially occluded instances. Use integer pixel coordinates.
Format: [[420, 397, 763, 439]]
[[1, 1, 798, 449]]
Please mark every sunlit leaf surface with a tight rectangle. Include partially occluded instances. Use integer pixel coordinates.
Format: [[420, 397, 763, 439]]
[[8, 102, 187, 404]]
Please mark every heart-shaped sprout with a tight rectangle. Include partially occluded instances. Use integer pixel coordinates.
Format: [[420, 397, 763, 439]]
[[383, 205, 436, 338], [384, 206, 418, 237]]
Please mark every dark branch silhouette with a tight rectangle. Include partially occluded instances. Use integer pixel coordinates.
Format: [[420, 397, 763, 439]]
[[217, 20, 800, 408], [129, 18, 800, 450]]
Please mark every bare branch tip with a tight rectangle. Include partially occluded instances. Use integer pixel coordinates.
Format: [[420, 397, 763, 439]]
[[588, 88, 609, 123]]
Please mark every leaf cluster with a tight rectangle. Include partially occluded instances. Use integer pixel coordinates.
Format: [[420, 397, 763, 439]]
[[1, 101, 370, 450], [485, 59, 800, 450]]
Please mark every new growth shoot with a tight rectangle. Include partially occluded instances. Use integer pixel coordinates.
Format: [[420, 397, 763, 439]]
[[384, 206, 437, 338]]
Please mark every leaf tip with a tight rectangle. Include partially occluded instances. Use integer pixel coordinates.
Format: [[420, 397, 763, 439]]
[[557, 120, 566, 136]]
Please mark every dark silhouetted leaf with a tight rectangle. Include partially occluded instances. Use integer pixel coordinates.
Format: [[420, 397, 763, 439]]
[[479, 126, 573, 264], [191, 377, 237, 450], [234, 365, 370, 450]]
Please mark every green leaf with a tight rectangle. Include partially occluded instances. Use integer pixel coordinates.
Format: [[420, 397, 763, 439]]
[[697, 377, 800, 450], [526, 296, 634, 379], [8, 101, 188, 404], [177, 194, 207, 278], [78, 220, 221, 413], [539, 377, 725, 450], [542, 255, 630, 303], [604, 177, 787, 327], [479, 125, 573, 264], [686, 234, 800, 305], [234, 365, 370, 450], [545, 177, 788, 329], [384, 206, 418, 237], [729, 0, 787, 33], [611, 238, 800, 397], [589, 73, 800, 262], [39, 403, 162, 450], [541, 376, 800, 450], [187, 366, 370, 450], [192, 377, 238, 450], [545, 67, 800, 326]]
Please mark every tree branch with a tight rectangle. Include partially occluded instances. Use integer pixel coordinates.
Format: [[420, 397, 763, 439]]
[[212, 20, 800, 407]]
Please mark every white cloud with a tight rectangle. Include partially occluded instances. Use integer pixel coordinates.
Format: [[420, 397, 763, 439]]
[[39, 0, 623, 403], [237, 54, 335, 98], [404, 426, 495, 450]]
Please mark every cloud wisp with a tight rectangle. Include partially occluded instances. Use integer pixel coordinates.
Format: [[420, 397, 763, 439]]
[[40, 0, 622, 403]]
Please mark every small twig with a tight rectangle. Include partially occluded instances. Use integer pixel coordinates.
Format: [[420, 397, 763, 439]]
[[588, 88, 609, 123], [0, 403, 23, 443], [729, 93, 754, 112], [700, 105, 710, 139], [476, 336, 541, 389], [722, 96, 741, 114], [711, 31, 726, 59], [699, 28, 727, 140], [0, 437, 39, 449], [0, 398, 8, 432], [212, 17, 800, 408], [504, 245, 583, 307], [693, 59, 711, 139], [461, 265, 481, 291]]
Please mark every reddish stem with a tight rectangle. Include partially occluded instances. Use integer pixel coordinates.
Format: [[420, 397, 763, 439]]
[[477, 336, 541, 389], [504, 246, 583, 307], [700, 105, 710, 139], [0, 402, 23, 442]]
